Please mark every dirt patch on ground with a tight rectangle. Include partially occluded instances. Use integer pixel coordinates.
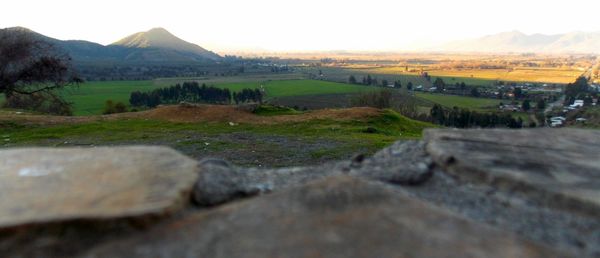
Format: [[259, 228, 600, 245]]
[[0, 105, 383, 125], [136, 104, 382, 124]]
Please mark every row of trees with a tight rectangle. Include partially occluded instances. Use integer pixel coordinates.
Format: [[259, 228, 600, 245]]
[[129, 82, 263, 107], [349, 89, 419, 119], [430, 104, 523, 128], [103, 100, 128, 114], [518, 99, 546, 112], [349, 89, 524, 129], [233, 88, 263, 104], [348, 75, 414, 89]]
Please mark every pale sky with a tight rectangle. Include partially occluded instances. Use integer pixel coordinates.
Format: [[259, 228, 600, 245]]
[[2, 0, 599, 53]]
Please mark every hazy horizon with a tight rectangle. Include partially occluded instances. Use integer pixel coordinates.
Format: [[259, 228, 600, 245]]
[[2, 0, 599, 52]]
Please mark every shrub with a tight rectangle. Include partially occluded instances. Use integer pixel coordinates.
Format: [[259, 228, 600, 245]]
[[103, 100, 128, 114], [3, 92, 73, 116], [253, 105, 300, 116], [350, 89, 419, 119]]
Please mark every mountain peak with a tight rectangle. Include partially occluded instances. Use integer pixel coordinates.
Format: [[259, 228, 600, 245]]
[[145, 27, 172, 36], [148, 27, 168, 32], [111, 28, 220, 60], [5, 26, 34, 32]]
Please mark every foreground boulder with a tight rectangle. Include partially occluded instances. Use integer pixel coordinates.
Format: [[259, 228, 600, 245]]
[[0, 146, 199, 228], [83, 176, 568, 258], [425, 128, 600, 217], [193, 141, 433, 206], [1, 128, 598, 257]]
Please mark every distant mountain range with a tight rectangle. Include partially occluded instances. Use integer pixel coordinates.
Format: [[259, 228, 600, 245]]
[[2, 27, 221, 65], [438, 31, 600, 54], [4, 27, 600, 62]]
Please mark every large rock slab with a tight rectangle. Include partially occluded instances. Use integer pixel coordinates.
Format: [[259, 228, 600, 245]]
[[193, 141, 432, 206], [0, 146, 199, 229], [425, 128, 600, 217], [83, 176, 570, 258]]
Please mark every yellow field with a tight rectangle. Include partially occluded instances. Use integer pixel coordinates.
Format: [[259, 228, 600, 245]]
[[369, 66, 583, 84]]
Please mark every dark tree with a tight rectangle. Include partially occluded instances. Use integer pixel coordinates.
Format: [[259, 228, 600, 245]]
[[433, 78, 445, 92], [470, 87, 480, 97], [0, 28, 80, 97], [0, 28, 81, 115], [430, 104, 446, 125], [513, 88, 523, 99], [348, 75, 357, 84], [564, 76, 590, 105], [103, 100, 128, 114], [536, 99, 546, 110], [522, 99, 531, 111], [428, 103, 522, 129]]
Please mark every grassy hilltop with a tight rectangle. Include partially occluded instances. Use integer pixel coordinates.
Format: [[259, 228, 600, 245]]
[[0, 105, 433, 167]]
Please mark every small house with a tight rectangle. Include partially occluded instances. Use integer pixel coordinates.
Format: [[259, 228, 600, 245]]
[[570, 100, 584, 108]]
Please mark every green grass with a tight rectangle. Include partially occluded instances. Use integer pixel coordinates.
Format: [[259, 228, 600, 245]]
[[415, 92, 503, 111], [57, 79, 372, 116], [218, 79, 372, 98], [0, 110, 430, 145], [0, 110, 434, 166], [572, 107, 600, 129], [60, 81, 167, 116], [511, 112, 531, 124], [253, 105, 302, 116]]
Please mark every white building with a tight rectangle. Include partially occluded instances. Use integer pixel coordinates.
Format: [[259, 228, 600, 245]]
[[570, 100, 584, 108], [551, 120, 563, 127]]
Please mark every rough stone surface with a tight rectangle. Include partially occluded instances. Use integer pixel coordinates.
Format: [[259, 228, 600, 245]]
[[193, 140, 433, 205], [398, 167, 600, 257], [425, 128, 600, 218], [83, 176, 570, 258], [2, 128, 600, 257], [355, 140, 433, 184], [0, 146, 199, 228]]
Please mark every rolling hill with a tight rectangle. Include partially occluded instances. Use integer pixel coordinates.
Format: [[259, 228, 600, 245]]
[[0, 27, 221, 65], [439, 31, 600, 53]]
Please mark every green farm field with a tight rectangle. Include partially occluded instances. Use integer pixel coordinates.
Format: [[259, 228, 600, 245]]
[[58, 79, 374, 115], [61, 81, 166, 116], [304, 67, 497, 87], [359, 67, 496, 86], [219, 80, 373, 98], [415, 92, 504, 111]]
